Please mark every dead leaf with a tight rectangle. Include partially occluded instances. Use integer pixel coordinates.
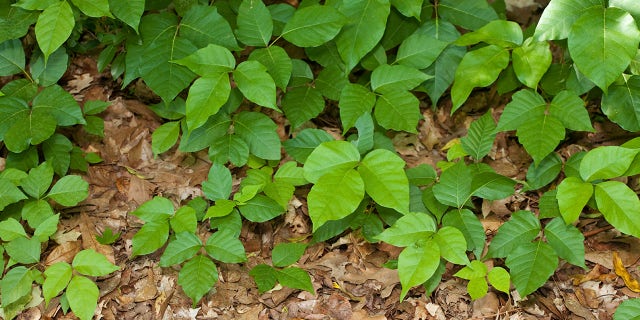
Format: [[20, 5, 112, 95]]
[[613, 251, 640, 292], [45, 240, 82, 266], [79, 212, 116, 264]]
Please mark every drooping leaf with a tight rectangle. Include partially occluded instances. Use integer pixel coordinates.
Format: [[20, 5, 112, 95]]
[[438, 0, 499, 31], [66, 276, 99, 320], [580, 146, 639, 182], [236, 0, 273, 47], [185, 74, 231, 130], [594, 181, 640, 238], [303, 140, 360, 183], [374, 90, 421, 132], [506, 241, 558, 297], [488, 267, 511, 295], [470, 171, 515, 200], [202, 163, 233, 201], [282, 5, 346, 47], [43, 262, 72, 305], [461, 111, 496, 160], [376, 211, 436, 247], [398, 239, 440, 300], [556, 177, 593, 224], [109, 0, 144, 32], [281, 86, 325, 128], [512, 38, 552, 89], [433, 162, 472, 208], [0, 39, 25, 76], [0, 217, 27, 241], [339, 83, 377, 131], [178, 255, 218, 306], [358, 149, 410, 213], [46, 175, 89, 206], [234, 60, 278, 110], [497, 89, 546, 131], [35, 1, 74, 62], [442, 209, 485, 257], [152, 121, 181, 155], [534, 0, 604, 41], [371, 64, 431, 94], [233, 111, 281, 160], [602, 76, 640, 131], [72, 249, 119, 276], [544, 218, 586, 269], [395, 33, 449, 69], [486, 210, 541, 258], [307, 169, 365, 230], [0, 178, 27, 211], [172, 44, 235, 76], [204, 230, 247, 263], [455, 20, 523, 47], [516, 114, 565, 165], [433, 226, 470, 265], [548, 90, 593, 132], [249, 46, 292, 90]]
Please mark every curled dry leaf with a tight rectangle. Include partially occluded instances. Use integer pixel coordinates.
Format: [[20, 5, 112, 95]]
[[613, 251, 640, 292]]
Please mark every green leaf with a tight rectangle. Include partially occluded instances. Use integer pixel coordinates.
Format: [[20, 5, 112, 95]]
[[614, 298, 640, 320], [315, 65, 348, 101], [374, 90, 421, 132], [398, 239, 440, 300], [1, 78, 38, 100], [516, 114, 565, 165], [307, 169, 365, 230], [282, 86, 325, 128], [172, 44, 235, 76], [487, 267, 510, 294], [303, 140, 360, 183], [455, 20, 523, 47], [204, 199, 236, 219], [22, 199, 55, 229], [276, 267, 314, 293], [70, 0, 112, 17], [272, 242, 307, 267], [467, 277, 488, 300], [33, 85, 85, 126], [95, 227, 120, 245], [209, 134, 250, 166], [358, 149, 409, 213], [270, 3, 295, 36], [506, 241, 558, 297], [202, 163, 232, 201], [433, 226, 470, 265], [594, 181, 640, 238], [205, 229, 246, 263], [580, 146, 639, 181], [548, 90, 593, 132], [534, 0, 603, 40], [455, 260, 487, 280], [336, 0, 390, 71], [234, 60, 277, 110], [46, 175, 89, 206], [263, 180, 295, 208], [512, 38, 552, 89], [152, 121, 181, 155], [433, 162, 472, 208], [181, 5, 238, 50], [159, 232, 202, 267], [131, 196, 174, 222], [352, 113, 375, 154], [185, 74, 231, 130], [497, 89, 546, 131], [0, 178, 27, 211], [568, 7, 640, 92], [72, 249, 119, 276], [35, 1, 74, 62], [395, 33, 449, 69], [451, 45, 509, 112], [487, 210, 541, 258], [178, 255, 218, 305], [109, 0, 144, 32], [170, 206, 197, 233], [290, 58, 314, 86], [5, 236, 41, 264], [406, 164, 437, 187], [67, 276, 99, 320], [377, 212, 436, 247], [283, 128, 334, 163], [602, 75, 640, 131], [0, 218, 27, 241], [371, 64, 431, 94], [438, 0, 499, 31], [84, 116, 104, 137], [391, 0, 422, 19], [233, 111, 281, 160], [21, 162, 54, 199], [249, 46, 292, 90], [339, 83, 376, 131], [236, 0, 272, 46], [556, 177, 593, 224], [0, 3, 38, 43], [274, 162, 308, 186], [544, 218, 586, 269], [43, 262, 72, 305], [131, 221, 170, 257], [4, 108, 57, 153], [0, 39, 25, 76], [525, 153, 562, 190], [282, 4, 346, 47], [1, 266, 33, 307], [249, 264, 278, 293], [34, 212, 59, 241], [461, 111, 496, 160], [238, 195, 284, 222]]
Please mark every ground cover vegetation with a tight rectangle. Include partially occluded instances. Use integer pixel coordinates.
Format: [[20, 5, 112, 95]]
[[1, 0, 640, 318]]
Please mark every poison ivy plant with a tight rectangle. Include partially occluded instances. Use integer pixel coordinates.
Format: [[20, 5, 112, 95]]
[[250, 242, 314, 294], [454, 260, 510, 300]]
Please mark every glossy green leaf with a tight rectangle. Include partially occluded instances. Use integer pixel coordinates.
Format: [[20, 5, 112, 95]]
[[377, 212, 436, 247], [556, 177, 593, 224], [43, 262, 72, 305], [236, 0, 273, 47], [467, 277, 488, 300], [185, 74, 231, 130], [263, 180, 295, 208], [455, 20, 522, 47], [249, 46, 292, 90], [506, 241, 558, 296], [202, 163, 232, 201], [461, 111, 496, 160], [371, 64, 431, 94], [152, 121, 180, 155], [471, 171, 515, 201], [70, 0, 112, 17], [398, 239, 440, 301], [451, 45, 509, 112], [205, 230, 246, 263], [4, 108, 57, 153], [534, 0, 603, 41], [303, 140, 360, 183], [72, 249, 119, 276], [374, 90, 421, 132], [614, 298, 640, 320], [204, 199, 236, 219], [209, 134, 250, 166], [276, 267, 314, 293], [420, 21, 464, 106], [516, 114, 565, 165], [272, 242, 307, 267], [433, 162, 472, 208], [545, 218, 586, 268], [1, 266, 33, 307], [580, 146, 639, 181], [0, 178, 26, 211], [234, 60, 277, 110], [358, 149, 409, 213], [395, 33, 448, 69], [21, 162, 54, 199], [170, 206, 197, 233], [33, 85, 85, 126], [438, 0, 499, 31], [238, 195, 284, 222], [525, 153, 562, 190], [178, 255, 218, 306], [336, 0, 390, 71], [339, 83, 376, 131], [131, 221, 170, 257], [568, 7, 640, 92], [233, 111, 281, 160], [284, 128, 334, 163], [181, 5, 238, 50], [131, 196, 174, 222], [282, 86, 325, 128], [497, 89, 546, 130], [22, 199, 55, 229], [274, 162, 308, 186], [31, 47, 68, 87], [512, 38, 552, 88], [67, 276, 99, 320], [548, 90, 593, 132], [487, 267, 510, 294], [35, 1, 74, 62], [602, 76, 640, 131], [109, 0, 144, 32], [390, 0, 422, 19], [307, 169, 365, 230], [315, 65, 348, 101], [172, 44, 235, 76], [595, 181, 640, 238], [0, 39, 25, 76], [455, 260, 488, 280], [249, 264, 278, 293], [5, 236, 40, 264], [487, 210, 540, 258], [434, 226, 470, 265], [0, 218, 27, 241], [282, 5, 346, 47], [46, 175, 89, 206], [406, 164, 437, 186]]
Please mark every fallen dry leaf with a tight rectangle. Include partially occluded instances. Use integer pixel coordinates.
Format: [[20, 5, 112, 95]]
[[613, 251, 640, 292]]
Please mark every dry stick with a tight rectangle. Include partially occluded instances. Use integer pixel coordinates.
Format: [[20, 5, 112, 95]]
[[582, 225, 615, 238]]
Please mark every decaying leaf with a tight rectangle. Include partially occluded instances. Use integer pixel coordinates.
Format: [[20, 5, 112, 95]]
[[613, 251, 640, 292]]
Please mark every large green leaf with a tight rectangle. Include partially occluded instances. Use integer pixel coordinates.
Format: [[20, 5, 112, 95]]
[[185, 74, 231, 130], [395, 33, 449, 69], [544, 218, 586, 269], [178, 255, 218, 306], [0, 178, 27, 211], [525, 153, 562, 190], [283, 128, 334, 163], [43, 262, 72, 305], [507, 242, 558, 297], [281, 86, 325, 128], [455, 20, 523, 47], [534, 0, 603, 41], [470, 171, 515, 200], [33, 85, 85, 126], [371, 64, 431, 94], [249, 46, 292, 90], [438, 0, 498, 31], [152, 121, 180, 155], [0, 266, 33, 307], [0, 3, 38, 43], [336, 0, 390, 71], [376, 212, 436, 247], [556, 177, 593, 224], [172, 44, 235, 76], [181, 5, 238, 50], [236, 0, 273, 47], [451, 45, 509, 112], [374, 90, 421, 132], [131, 196, 175, 222], [595, 181, 640, 238], [271, 242, 307, 267], [70, 0, 112, 17], [4, 108, 57, 153], [0, 217, 27, 241], [109, 0, 144, 32], [282, 5, 346, 47], [238, 195, 284, 222], [548, 90, 593, 132], [209, 134, 250, 166], [276, 267, 314, 293], [233, 111, 281, 160], [516, 114, 565, 164], [21, 162, 54, 199], [486, 210, 541, 258], [31, 47, 69, 87], [303, 140, 360, 183], [461, 111, 496, 160], [72, 249, 119, 276], [205, 230, 246, 263], [67, 276, 99, 320], [512, 38, 552, 89], [614, 298, 640, 320], [35, 0, 74, 62], [433, 162, 472, 208], [568, 7, 640, 92], [180, 112, 231, 152], [398, 239, 440, 300], [5, 236, 40, 264], [46, 175, 89, 206], [0, 39, 25, 76], [580, 146, 639, 181], [433, 226, 470, 265], [307, 169, 365, 230], [339, 83, 376, 131], [358, 149, 409, 213], [497, 89, 547, 131], [233, 60, 277, 110], [159, 232, 202, 267], [602, 75, 640, 131]]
